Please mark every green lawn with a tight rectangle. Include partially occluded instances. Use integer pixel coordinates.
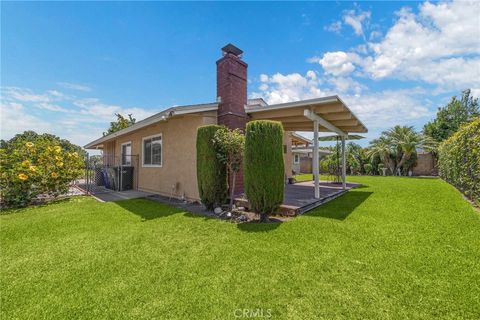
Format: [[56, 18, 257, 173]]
[[2, 177, 479, 319]]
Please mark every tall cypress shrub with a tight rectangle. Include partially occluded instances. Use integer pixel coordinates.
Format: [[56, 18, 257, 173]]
[[244, 120, 284, 222], [438, 117, 480, 204], [196, 125, 227, 209]]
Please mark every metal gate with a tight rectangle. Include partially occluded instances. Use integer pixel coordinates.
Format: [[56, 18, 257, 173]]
[[78, 153, 139, 195]]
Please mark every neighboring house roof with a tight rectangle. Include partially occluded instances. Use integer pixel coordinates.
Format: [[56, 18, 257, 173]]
[[247, 98, 268, 107], [84, 102, 218, 149], [291, 132, 312, 145], [292, 147, 332, 156]]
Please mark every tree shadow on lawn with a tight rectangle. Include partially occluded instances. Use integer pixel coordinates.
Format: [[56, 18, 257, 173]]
[[304, 190, 373, 221], [114, 198, 185, 221]]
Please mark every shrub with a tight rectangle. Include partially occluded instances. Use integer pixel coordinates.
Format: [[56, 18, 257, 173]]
[[196, 125, 228, 210], [0, 132, 84, 208], [438, 117, 480, 204], [244, 120, 284, 222]]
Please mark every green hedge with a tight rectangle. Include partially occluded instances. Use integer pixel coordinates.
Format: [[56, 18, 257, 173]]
[[196, 125, 227, 209], [244, 120, 284, 220], [438, 117, 480, 204]]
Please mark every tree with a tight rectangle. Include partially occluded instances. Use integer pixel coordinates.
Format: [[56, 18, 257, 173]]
[[213, 128, 245, 211], [367, 136, 395, 175], [423, 89, 479, 142], [368, 126, 436, 175], [244, 121, 284, 222], [103, 113, 136, 136]]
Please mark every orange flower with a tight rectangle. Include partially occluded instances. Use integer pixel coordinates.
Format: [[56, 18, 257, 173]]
[[56, 162, 64, 168], [51, 172, 59, 178], [25, 142, 34, 148], [22, 160, 31, 167], [18, 173, 28, 181], [29, 165, 37, 172]]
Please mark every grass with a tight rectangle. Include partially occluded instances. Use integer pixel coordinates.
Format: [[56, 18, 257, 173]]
[[294, 173, 338, 183], [1, 176, 479, 319]]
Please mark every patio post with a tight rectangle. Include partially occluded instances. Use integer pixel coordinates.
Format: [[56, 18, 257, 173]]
[[341, 136, 346, 190], [313, 120, 320, 199]]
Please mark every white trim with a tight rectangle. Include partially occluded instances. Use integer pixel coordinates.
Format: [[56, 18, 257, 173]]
[[84, 103, 218, 149], [245, 96, 338, 113], [293, 154, 300, 164], [121, 141, 132, 166], [142, 133, 163, 167]]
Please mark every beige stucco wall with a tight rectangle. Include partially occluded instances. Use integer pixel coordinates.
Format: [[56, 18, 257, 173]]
[[101, 115, 296, 200], [104, 112, 216, 201]]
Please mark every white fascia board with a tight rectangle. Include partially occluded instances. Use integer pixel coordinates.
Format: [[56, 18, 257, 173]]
[[245, 96, 339, 113], [84, 103, 218, 149]]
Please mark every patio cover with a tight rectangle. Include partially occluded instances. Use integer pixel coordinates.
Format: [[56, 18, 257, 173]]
[[245, 95, 368, 199]]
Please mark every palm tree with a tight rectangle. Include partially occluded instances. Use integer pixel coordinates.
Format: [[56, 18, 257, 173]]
[[367, 136, 395, 174], [386, 125, 438, 175]]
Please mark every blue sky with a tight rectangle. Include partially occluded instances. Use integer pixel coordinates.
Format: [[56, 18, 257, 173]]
[[1, 1, 479, 147]]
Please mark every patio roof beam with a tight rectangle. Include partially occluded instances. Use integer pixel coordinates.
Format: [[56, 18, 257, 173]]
[[303, 109, 347, 137]]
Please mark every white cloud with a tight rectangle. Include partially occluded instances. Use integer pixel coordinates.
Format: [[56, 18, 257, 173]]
[[252, 71, 433, 131], [251, 71, 331, 104], [317, 0, 480, 93], [471, 88, 480, 98], [1, 86, 155, 146], [328, 77, 365, 95], [369, 30, 382, 40], [342, 88, 433, 129], [343, 9, 371, 37], [58, 82, 92, 92], [0, 102, 52, 139], [318, 51, 356, 76], [325, 21, 342, 33]]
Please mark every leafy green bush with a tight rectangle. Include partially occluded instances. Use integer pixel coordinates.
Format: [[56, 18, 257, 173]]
[[196, 125, 228, 210], [213, 128, 245, 210], [438, 117, 480, 204], [244, 120, 284, 221], [0, 132, 84, 208]]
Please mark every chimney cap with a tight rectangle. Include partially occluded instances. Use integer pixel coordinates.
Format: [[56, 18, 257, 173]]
[[221, 43, 243, 57]]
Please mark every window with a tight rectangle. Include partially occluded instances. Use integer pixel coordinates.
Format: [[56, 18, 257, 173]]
[[142, 134, 162, 167], [294, 154, 300, 164], [121, 142, 132, 166]]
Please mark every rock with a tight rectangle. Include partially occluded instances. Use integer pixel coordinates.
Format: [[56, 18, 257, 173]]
[[214, 207, 223, 215], [226, 212, 232, 218], [238, 215, 247, 222]]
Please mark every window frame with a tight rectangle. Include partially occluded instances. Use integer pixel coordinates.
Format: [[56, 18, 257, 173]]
[[142, 133, 163, 167], [293, 154, 300, 164], [121, 141, 132, 166]]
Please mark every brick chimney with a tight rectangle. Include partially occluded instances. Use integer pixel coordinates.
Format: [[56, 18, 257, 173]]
[[216, 43, 248, 130], [216, 44, 247, 195]]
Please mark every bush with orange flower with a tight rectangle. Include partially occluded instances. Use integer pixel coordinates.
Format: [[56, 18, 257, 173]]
[[0, 131, 84, 208]]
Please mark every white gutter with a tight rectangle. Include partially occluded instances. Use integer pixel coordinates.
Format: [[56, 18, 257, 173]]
[[84, 103, 218, 149]]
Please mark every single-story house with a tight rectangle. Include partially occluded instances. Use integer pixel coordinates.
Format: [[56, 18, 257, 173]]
[[85, 44, 367, 201], [290, 133, 332, 174]]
